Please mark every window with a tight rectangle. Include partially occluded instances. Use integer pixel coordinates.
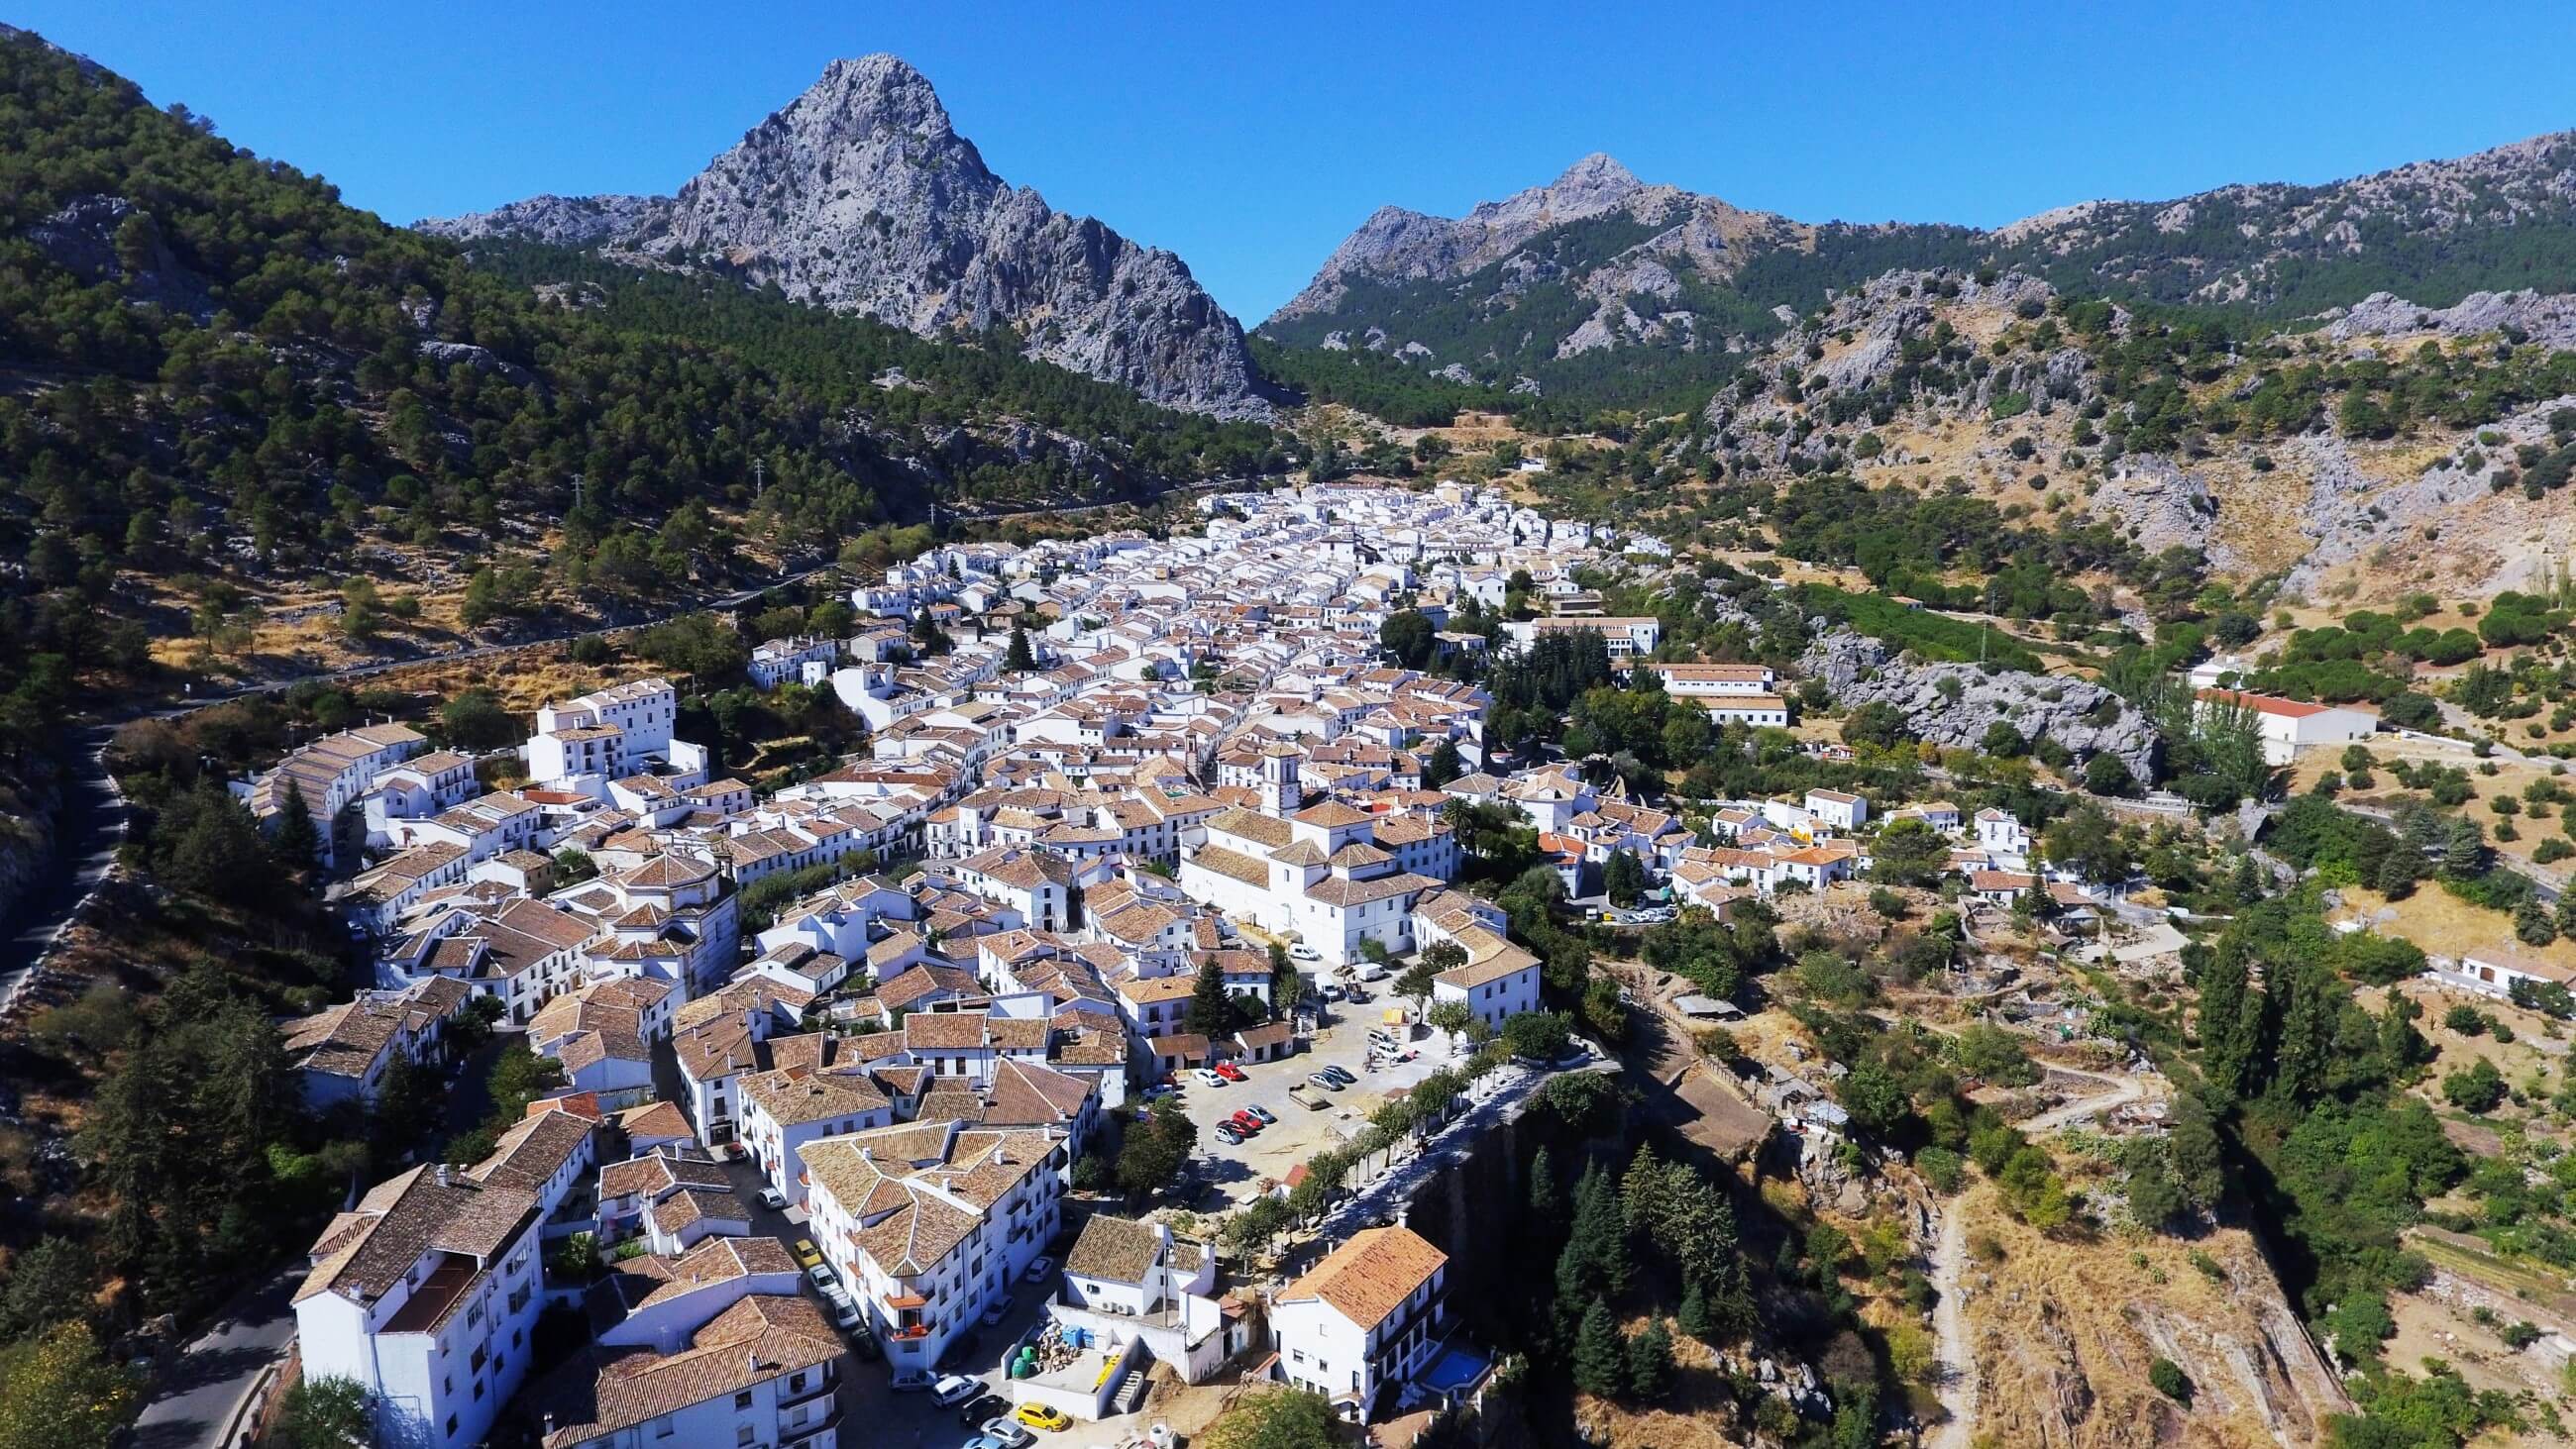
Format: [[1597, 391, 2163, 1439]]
[[654, 1416, 676, 1438], [735, 1428, 754, 1448], [735, 1392, 753, 1409]]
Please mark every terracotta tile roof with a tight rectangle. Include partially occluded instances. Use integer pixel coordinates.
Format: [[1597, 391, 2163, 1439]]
[[1279, 1225, 1447, 1330], [1063, 1214, 1163, 1284], [530, 1294, 839, 1449]]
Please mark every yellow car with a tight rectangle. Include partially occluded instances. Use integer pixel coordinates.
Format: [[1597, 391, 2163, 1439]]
[[1013, 1402, 1070, 1433], [790, 1239, 823, 1270]]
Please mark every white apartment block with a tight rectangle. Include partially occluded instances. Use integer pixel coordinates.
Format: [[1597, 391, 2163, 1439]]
[[799, 1121, 1067, 1380], [293, 1164, 544, 1449]]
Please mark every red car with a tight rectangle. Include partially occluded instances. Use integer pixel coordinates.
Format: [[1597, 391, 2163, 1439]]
[[1213, 1062, 1247, 1083], [1229, 1110, 1264, 1133]]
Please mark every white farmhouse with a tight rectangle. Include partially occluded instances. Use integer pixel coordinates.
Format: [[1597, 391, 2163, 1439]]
[[2197, 687, 2379, 767]]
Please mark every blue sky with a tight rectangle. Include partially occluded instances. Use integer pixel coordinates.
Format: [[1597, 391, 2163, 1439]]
[[18, 1, 2576, 320]]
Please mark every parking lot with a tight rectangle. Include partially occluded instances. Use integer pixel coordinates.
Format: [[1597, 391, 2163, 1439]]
[[1161, 997, 1466, 1208]]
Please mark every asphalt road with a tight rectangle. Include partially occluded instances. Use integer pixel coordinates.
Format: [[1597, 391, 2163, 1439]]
[[125, 1265, 302, 1449]]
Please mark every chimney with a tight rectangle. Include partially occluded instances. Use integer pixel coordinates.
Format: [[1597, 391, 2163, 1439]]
[[435, 1164, 451, 1188]]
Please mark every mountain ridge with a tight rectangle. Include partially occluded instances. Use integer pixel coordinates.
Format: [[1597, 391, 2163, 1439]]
[[422, 54, 1276, 420], [1263, 128, 2576, 409]]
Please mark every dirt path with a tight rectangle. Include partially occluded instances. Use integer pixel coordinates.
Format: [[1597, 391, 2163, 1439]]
[[1929, 1199, 1978, 1449], [1926, 1069, 2145, 1447], [2021, 1064, 2147, 1132]]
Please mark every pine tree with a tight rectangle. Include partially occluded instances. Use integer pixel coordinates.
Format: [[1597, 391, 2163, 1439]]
[[2376, 842, 2423, 900], [1570, 1301, 1626, 1397], [1627, 1316, 1675, 1399], [2230, 853, 2265, 905], [1563, 1161, 1630, 1296], [2518, 897, 2558, 947], [1183, 954, 1234, 1036], [1004, 623, 1035, 672], [270, 776, 320, 867], [2443, 815, 2489, 878], [1676, 1281, 1714, 1343]]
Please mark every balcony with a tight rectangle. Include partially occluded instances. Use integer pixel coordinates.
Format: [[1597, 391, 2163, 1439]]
[[885, 1321, 932, 1341], [884, 1292, 927, 1310]]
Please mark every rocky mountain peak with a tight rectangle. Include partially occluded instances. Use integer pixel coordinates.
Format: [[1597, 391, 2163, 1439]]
[[1546, 152, 1642, 204], [419, 55, 1269, 418], [772, 52, 984, 173]]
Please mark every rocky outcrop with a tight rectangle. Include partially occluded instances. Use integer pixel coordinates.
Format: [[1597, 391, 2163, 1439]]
[[419, 193, 668, 249], [2093, 455, 2225, 563], [1799, 629, 2162, 779], [26, 193, 213, 319], [2280, 394, 2576, 595], [419, 56, 1272, 419], [2328, 287, 2576, 351]]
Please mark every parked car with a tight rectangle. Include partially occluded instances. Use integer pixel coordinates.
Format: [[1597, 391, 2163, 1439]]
[[1213, 1062, 1247, 1083], [1140, 1083, 1181, 1102], [1319, 1066, 1356, 1086], [790, 1239, 824, 1270], [1015, 1400, 1073, 1432], [805, 1263, 835, 1288], [849, 1328, 883, 1360], [1306, 1074, 1343, 1092], [929, 1374, 986, 1407], [1194, 1068, 1227, 1088], [957, 1392, 1011, 1427], [1352, 962, 1390, 983], [980, 1295, 1011, 1326], [1318, 983, 1346, 1001], [1229, 1111, 1263, 1133], [1288, 942, 1321, 963], [980, 1417, 1038, 1448], [1214, 1123, 1243, 1145], [1244, 1104, 1278, 1124], [756, 1188, 789, 1210], [1022, 1255, 1055, 1284]]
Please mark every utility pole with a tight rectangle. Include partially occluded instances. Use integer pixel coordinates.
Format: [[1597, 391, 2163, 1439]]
[[752, 458, 766, 501]]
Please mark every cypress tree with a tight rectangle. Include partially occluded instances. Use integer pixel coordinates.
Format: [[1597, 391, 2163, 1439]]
[[271, 776, 320, 867], [2197, 944, 2257, 1103], [1526, 1145, 1563, 1238], [1183, 954, 1234, 1036]]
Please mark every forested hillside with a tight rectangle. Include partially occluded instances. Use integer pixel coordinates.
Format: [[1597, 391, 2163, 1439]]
[[0, 28, 1280, 740]]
